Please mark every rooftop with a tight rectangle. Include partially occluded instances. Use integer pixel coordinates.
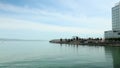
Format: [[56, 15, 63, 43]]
[[115, 1, 120, 6]]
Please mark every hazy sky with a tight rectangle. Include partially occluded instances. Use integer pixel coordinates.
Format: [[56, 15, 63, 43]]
[[0, 0, 119, 40]]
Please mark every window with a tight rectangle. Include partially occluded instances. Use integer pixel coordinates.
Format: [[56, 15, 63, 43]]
[[113, 31, 118, 32], [118, 33, 120, 35]]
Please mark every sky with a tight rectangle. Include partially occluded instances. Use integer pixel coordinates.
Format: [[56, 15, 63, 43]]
[[0, 0, 119, 40]]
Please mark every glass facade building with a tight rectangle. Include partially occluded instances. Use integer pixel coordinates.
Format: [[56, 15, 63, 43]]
[[105, 31, 120, 38], [105, 2, 120, 38], [112, 4, 120, 30]]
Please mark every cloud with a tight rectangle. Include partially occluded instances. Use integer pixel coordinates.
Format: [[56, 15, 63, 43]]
[[0, 17, 104, 34], [0, 2, 111, 30], [0, 1, 112, 38]]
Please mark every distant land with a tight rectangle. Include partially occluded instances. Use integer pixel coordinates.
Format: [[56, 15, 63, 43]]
[[0, 38, 45, 41], [49, 36, 120, 47]]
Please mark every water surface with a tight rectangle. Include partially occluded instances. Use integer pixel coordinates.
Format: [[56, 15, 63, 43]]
[[0, 41, 120, 68]]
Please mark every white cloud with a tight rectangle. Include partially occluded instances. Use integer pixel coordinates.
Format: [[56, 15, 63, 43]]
[[0, 1, 112, 38], [0, 3, 111, 30], [0, 17, 104, 34]]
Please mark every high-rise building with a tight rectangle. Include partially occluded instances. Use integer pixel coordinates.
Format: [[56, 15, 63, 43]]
[[105, 2, 120, 38], [112, 2, 120, 31]]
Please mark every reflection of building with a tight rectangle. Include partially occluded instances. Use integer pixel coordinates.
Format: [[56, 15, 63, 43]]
[[105, 2, 120, 38], [112, 47, 120, 68], [105, 47, 120, 68]]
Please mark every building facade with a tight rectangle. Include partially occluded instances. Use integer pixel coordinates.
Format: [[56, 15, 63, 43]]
[[105, 2, 120, 39], [105, 30, 120, 38], [112, 3, 120, 31]]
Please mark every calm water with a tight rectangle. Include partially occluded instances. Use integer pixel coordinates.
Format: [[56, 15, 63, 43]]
[[0, 41, 120, 68]]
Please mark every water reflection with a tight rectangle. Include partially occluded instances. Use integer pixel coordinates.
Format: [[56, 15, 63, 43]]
[[59, 44, 105, 53], [59, 44, 79, 53], [0, 41, 120, 68], [105, 47, 120, 68], [60, 44, 120, 68]]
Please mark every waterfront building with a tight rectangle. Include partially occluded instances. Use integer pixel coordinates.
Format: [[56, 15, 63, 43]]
[[105, 2, 120, 38]]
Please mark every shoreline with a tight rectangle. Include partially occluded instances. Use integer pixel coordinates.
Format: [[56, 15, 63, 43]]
[[49, 39, 120, 47]]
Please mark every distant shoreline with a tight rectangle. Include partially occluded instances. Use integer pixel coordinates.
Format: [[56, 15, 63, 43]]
[[0, 39, 46, 41], [49, 37, 120, 47]]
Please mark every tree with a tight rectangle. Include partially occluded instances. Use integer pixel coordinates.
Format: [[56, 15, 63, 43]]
[[76, 36, 79, 41], [60, 38, 62, 42]]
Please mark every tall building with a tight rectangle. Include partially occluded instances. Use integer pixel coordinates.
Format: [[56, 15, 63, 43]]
[[105, 2, 120, 38], [112, 2, 120, 31]]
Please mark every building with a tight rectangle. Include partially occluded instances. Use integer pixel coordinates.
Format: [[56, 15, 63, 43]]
[[104, 2, 120, 39]]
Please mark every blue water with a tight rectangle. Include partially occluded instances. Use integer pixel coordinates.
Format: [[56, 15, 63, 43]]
[[0, 41, 120, 68]]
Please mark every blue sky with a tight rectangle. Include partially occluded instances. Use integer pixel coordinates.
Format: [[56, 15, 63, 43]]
[[0, 0, 119, 40]]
